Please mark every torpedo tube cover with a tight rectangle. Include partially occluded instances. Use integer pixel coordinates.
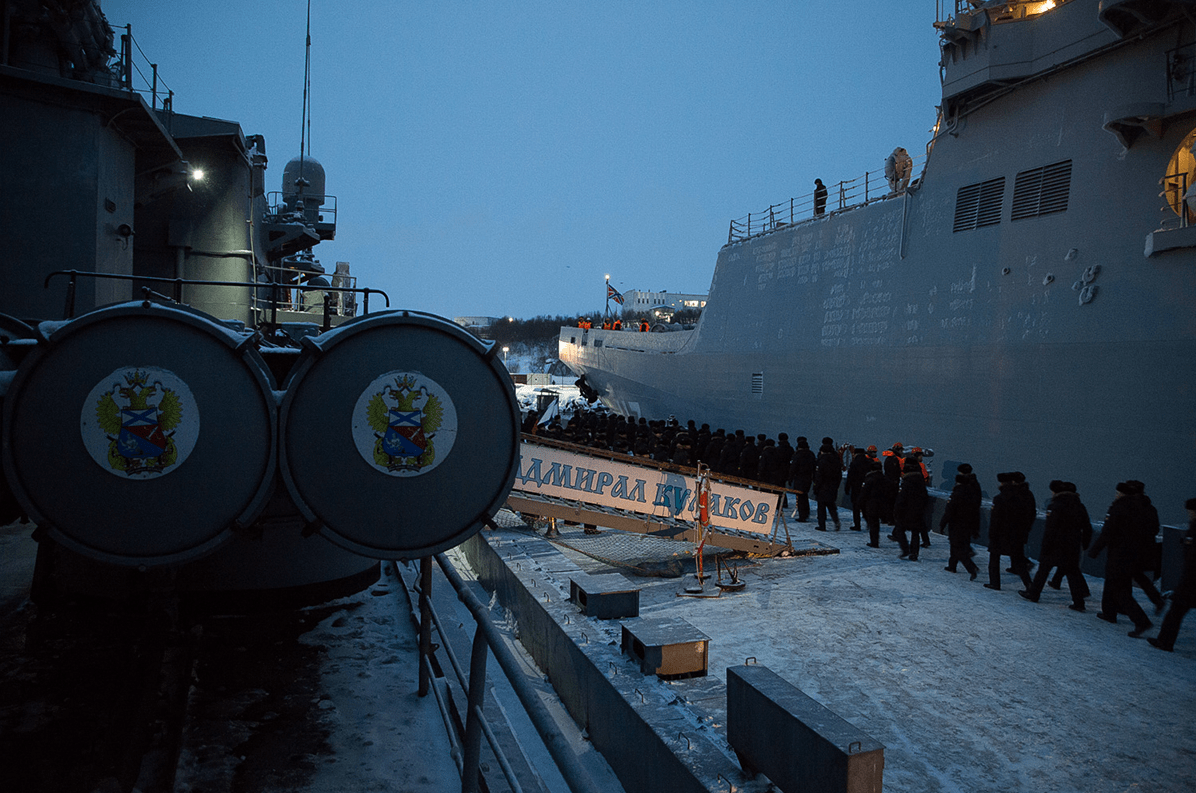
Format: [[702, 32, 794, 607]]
[[279, 310, 521, 559], [1, 302, 277, 566]]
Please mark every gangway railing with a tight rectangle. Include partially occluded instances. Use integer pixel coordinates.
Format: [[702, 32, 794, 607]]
[[508, 435, 813, 557], [726, 150, 928, 244]]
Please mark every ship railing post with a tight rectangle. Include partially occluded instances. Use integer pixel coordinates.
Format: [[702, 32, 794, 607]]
[[461, 626, 489, 793], [747, 212, 751, 237], [838, 181, 845, 210], [418, 555, 433, 697], [790, 197, 794, 225], [122, 27, 132, 91], [63, 271, 77, 320], [865, 170, 870, 202], [151, 63, 158, 109]]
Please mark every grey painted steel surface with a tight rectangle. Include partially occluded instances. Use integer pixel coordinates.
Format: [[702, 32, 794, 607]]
[[1, 302, 276, 565], [280, 310, 521, 558], [727, 664, 884, 793], [621, 617, 710, 679], [561, 3, 1196, 528], [570, 574, 640, 619], [461, 530, 765, 793]]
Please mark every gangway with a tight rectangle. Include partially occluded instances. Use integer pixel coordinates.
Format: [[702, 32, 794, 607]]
[[506, 436, 838, 558]]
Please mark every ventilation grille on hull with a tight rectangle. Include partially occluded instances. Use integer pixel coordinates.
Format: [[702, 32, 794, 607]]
[[953, 177, 1005, 232], [751, 372, 764, 395], [1011, 160, 1072, 220]]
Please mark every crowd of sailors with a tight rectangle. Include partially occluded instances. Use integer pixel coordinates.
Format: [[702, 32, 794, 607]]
[[527, 408, 1194, 653]]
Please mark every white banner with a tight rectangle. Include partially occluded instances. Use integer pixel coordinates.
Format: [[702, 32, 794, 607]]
[[513, 441, 779, 536]]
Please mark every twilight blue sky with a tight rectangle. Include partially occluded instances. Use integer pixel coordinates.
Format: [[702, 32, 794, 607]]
[[103, 1, 943, 320]]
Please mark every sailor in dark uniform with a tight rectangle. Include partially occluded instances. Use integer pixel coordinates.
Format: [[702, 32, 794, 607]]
[[985, 473, 1034, 591], [859, 461, 887, 547], [813, 178, 828, 215], [1150, 497, 1196, 651], [789, 437, 816, 522], [1089, 481, 1153, 637], [1019, 481, 1092, 610], [813, 437, 842, 531], [844, 446, 871, 531], [940, 463, 981, 579], [893, 469, 929, 560]]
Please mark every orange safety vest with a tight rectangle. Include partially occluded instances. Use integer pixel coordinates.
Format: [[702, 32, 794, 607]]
[[640, 320, 650, 332], [613, 319, 622, 330]]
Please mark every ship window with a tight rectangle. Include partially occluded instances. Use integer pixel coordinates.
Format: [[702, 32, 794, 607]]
[[1011, 160, 1072, 220], [751, 372, 764, 395], [953, 177, 1005, 232]]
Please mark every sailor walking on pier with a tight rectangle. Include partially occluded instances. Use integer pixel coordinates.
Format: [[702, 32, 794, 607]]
[[814, 438, 842, 531]]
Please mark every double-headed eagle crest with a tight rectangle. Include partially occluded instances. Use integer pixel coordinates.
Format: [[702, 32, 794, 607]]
[[94, 370, 183, 475], [366, 375, 443, 472]]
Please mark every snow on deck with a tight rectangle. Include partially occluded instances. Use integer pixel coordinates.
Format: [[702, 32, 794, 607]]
[[539, 522, 1196, 793]]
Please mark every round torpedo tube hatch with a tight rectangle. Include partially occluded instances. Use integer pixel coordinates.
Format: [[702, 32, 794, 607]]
[[1, 302, 277, 566], [280, 310, 520, 559]]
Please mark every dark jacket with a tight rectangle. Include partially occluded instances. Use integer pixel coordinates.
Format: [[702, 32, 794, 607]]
[[1010, 481, 1037, 547], [988, 483, 1018, 555], [844, 453, 872, 505], [859, 468, 888, 518], [738, 438, 759, 480], [813, 448, 842, 503], [1090, 494, 1146, 577], [940, 472, 982, 539], [769, 439, 794, 488], [1039, 491, 1092, 567], [882, 450, 904, 482], [893, 471, 929, 530], [790, 446, 816, 491]]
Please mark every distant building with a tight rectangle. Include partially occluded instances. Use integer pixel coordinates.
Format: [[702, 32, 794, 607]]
[[452, 316, 501, 330], [621, 290, 707, 314]]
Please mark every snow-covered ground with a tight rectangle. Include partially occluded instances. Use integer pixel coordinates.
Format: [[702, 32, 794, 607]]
[[529, 521, 1196, 793]]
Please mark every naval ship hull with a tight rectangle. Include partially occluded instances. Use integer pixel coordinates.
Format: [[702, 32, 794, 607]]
[[562, 0, 1196, 523]]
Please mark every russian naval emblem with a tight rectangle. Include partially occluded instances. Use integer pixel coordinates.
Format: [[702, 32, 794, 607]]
[[81, 367, 200, 478], [352, 371, 458, 476]]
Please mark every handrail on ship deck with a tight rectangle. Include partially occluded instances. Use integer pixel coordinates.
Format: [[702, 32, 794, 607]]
[[402, 555, 606, 793], [43, 269, 391, 328], [935, 0, 1072, 26], [726, 150, 928, 244]]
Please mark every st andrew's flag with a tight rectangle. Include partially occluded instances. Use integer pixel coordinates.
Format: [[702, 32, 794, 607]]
[[607, 284, 624, 305]]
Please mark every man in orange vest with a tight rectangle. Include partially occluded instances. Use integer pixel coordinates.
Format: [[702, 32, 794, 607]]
[[613, 318, 622, 330], [639, 318, 650, 332]]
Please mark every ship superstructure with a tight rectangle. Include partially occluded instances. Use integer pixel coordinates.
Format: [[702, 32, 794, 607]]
[[561, 0, 1196, 524]]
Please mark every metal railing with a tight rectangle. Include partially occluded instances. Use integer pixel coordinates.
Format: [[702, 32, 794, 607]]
[[1159, 170, 1193, 230], [1167, 42, 1196, 102], [43, 269, 390, 328], [265, 191, 339, 228], [400, 555, 605, 793], [727, 150, 927, 244], [114, 25, 175, 112], [936, 0, 1071, 25]]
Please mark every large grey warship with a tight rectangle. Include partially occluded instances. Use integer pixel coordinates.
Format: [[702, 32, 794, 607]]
[[561, 0, 1196, 524]]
